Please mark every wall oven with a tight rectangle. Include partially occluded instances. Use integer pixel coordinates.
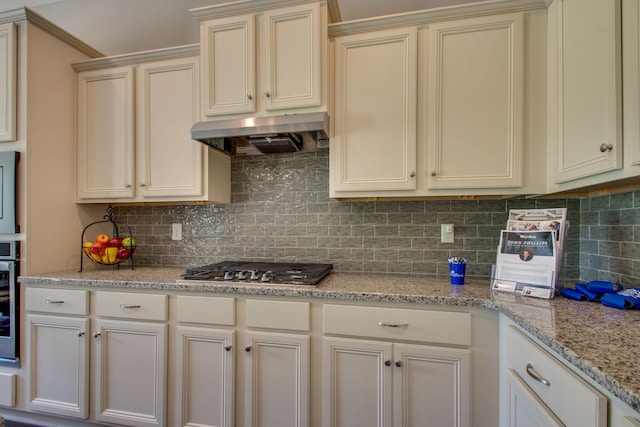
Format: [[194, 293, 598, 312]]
[[0, 241, 19, 366]]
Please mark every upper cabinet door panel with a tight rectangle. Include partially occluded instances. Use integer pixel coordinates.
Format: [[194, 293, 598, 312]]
[[201, 14, 256, 116], [136, 56, 204, 198], [77, 67, 135, 200], [262, 3, 321, 110], [427, 13, 524, 189], [624, 0, 640, 166], [331, 27, 418, 192], [550, 0, 622, 183], [0, 23, 16, 142]]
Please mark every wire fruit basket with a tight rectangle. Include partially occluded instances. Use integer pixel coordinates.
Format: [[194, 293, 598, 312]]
[[80, 205, 135, 271]]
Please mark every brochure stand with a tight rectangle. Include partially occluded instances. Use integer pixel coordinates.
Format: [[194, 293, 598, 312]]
[[491, 208, 567, 299]]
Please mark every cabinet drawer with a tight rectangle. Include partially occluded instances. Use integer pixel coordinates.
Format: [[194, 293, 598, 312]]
[[95, 291, 167, 321], [505, 325, 607, 427], [25, 288, 89, 315], [176, 296, 235, 325], [323, 304, 471, 346], [246, 299, 310, 331]]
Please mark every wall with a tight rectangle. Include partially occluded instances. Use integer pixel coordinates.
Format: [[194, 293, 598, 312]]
[[111, 151, 604, 283]]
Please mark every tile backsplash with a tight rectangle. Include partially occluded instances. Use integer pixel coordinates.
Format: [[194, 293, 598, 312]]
[[113, 151, 639, 285]]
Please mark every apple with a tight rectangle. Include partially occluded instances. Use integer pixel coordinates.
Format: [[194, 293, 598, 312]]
[[90, 241, 105, 255], [117, 247, 131, 260], [95, 233, 110, 245], [122, 237, 136, 249], [107, 237, 124, 247]]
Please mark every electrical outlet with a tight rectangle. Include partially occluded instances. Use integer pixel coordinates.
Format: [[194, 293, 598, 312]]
[[441, 224, 454, 243], [171, 223, 182, 241]]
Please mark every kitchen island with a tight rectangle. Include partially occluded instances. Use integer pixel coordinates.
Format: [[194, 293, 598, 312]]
[[17, 267, 640, 426]]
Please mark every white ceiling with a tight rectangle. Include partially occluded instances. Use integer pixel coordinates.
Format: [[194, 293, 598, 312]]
[[0, 0, 482, 56]]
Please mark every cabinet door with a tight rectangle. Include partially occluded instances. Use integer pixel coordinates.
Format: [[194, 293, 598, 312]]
[[26, 314, 90, 419], [137, 56, 206, 199], [624, 0, 640, 166], [93, 319, 167, 427], [331, 27, 417, 193], [505, 369, 563, 427], [244, 331, 310, 427], [175, 326, 235, 427], [427, 13, 524, 189], [393, 343, 471, 427], [548, 0, 622, 183], [201, 14, 255, 116], [0, 22, 16, 142], [77, 66, 135, 199], [262, 3, 321, 110], [322, 337, 392, 427]]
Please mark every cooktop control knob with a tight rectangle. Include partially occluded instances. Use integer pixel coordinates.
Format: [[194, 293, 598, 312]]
[[224, 270, 235, 280], [238, 271, 247, 280], [250, 270, 260, 280], [261, 271, 273, 282]]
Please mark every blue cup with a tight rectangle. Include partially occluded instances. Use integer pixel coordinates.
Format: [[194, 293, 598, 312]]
[[449, 263, 466, 285]]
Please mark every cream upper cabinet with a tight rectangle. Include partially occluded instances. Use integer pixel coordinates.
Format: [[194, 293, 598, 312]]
[[199, 2, 322, 117], [330, 27, 418, 195], [427, 13, 524, 189], [200, 14, 256, 116], [0, 22, 16, 142], [625, 0, 640, 167], [75, 49, 230, 204], [77, 65, 135, 200], [547, 0, 622, 184]]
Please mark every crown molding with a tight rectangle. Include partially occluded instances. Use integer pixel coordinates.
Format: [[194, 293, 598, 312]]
[[0, 7, 103, 58], [329, 0, 547, 37], [71, 44, 200, 72]]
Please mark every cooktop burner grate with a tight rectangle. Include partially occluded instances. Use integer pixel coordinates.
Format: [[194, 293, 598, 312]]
[[183, 261, 333, 286]]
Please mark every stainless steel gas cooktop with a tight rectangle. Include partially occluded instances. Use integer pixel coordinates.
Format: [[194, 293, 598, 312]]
[[183, 261, 333, 286]]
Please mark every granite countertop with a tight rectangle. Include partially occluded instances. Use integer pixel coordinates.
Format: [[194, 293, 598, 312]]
[[18, 267, 640, 413]]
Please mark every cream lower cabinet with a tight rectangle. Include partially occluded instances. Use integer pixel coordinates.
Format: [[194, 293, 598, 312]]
[[26, 287, 168, 427], [244, 331, 310, 427], [26, 288, 90, 419], [243, 299, 311, 427], [174, 296, 236, 427], [75, 47, 230, 204], [499, 314, 607, 427], [322, 304, 471, 427]]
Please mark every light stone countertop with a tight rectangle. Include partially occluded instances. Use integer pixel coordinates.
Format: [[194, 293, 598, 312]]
[[18, 267, 640, 413]]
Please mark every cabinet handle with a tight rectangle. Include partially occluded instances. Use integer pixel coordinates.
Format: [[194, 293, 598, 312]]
[[525, 363, 551, 386], [410, 171, 416, 178], [395, 360, 402, 367], [384, 360, 391, 367], [77, 331, 85, 337], [45, 299, 64, 304], [378, 321, 409, 328], [599, 143, 613, 152], [431, 171, 437, 176], [265, 91, 271, 98], [139, 182, 146, 187], [225, 345, 232, 352], [92, 332, 101, 338], [245, 346, 252, 352], [125, 184, 132, 188], [247, 93, 253, 100], [120, 304, 141, 309]]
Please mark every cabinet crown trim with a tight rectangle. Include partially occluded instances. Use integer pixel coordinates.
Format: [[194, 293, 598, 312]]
[[190, 0, 325, 20], [328, 0, 546, 37]]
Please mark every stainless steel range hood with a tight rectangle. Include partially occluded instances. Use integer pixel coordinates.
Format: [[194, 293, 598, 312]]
[[190, 112, 329, 155]]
